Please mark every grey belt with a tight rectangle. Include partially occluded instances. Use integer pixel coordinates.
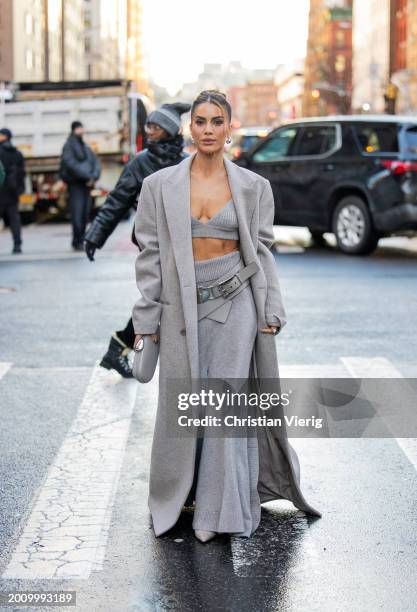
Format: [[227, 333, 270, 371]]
[[196, 261, 259, 303], [197, 261, 259, 322]]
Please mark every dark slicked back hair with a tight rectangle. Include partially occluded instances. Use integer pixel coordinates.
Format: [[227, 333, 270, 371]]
[[191, 89, 232, 122]]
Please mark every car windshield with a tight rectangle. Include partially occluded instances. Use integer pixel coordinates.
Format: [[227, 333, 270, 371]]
[[403, 126, 417, 158]]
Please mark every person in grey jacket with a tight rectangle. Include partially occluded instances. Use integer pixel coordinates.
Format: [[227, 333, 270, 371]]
[[59, 121, 101, 250]]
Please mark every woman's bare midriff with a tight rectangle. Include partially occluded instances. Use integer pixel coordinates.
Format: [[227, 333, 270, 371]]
[[192, 237, 240, 261]]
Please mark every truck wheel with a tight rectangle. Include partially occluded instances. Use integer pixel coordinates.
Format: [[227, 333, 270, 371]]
[[332, 196, 379, 255]]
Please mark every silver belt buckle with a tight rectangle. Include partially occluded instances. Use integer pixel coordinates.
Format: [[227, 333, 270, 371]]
[[218, 273, 241, 297]]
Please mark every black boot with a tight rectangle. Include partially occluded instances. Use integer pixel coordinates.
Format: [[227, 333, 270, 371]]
[[100, 333, 133, 378]]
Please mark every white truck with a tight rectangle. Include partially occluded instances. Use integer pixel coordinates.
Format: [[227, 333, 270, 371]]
[[0, 79, 153, 222]]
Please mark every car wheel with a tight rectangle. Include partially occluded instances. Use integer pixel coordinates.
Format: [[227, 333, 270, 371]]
[[332, 196, 379, 255]]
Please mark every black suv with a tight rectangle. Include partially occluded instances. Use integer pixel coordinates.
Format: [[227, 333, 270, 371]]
[[235, 116, 417, 254]]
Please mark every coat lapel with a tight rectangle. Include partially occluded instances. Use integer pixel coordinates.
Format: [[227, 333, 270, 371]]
[[161, 153, 196, 291], [223, 157, 257, 266]]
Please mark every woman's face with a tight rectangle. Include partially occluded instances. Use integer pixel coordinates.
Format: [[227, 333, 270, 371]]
[[189, 102, 231, 154], [145, 122, 169, 142]]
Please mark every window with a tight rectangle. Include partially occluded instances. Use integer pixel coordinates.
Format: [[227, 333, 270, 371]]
[[25, 12, 33, 35], [296, 126, 337, 156], [404, 126, 417, 157], [354, 124, 399, 154], [335, 54, 346, 73], [240, 135, 261, 152], [25, 48, 33, 70], [336, 30, 345, 48], [252, 128, 299, 162]]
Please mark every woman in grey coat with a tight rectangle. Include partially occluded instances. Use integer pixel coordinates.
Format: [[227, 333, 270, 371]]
[[132, 90, 321, 543]]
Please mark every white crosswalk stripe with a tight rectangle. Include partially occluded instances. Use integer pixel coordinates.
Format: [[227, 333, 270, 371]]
[[0, 362, 11, 381], [2, 362, 138, 580], [341, 357, 417, 471]]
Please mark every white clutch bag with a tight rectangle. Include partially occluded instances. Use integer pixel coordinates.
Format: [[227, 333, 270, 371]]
[[132, 328, 160, 383]]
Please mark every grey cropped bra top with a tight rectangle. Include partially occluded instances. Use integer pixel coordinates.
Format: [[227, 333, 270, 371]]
[[191, 199, 239, 240]]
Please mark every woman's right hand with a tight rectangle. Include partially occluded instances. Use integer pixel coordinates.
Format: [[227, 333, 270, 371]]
[[134, 333, 159, 350]]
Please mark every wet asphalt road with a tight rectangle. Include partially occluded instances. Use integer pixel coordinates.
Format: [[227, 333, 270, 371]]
[[0, 220, 416, 612]]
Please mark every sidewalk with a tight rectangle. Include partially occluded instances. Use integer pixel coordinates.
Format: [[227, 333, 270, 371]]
[[0, 220, 136, 263]]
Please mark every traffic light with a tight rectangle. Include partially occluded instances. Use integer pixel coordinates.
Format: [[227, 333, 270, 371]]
[[385, 83, 398, 100], [384, 82, 398, 114]]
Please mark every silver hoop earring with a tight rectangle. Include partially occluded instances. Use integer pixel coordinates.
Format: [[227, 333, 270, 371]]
[[226, 136, 232, 145]]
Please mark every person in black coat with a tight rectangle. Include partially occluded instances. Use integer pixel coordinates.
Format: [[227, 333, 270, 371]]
[[84, 102, 191, 378], [60, 121, 101, 250], [0, 128, 25, 254]]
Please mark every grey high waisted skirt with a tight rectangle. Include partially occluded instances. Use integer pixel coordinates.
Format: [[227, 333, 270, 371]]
[[186, 250, 261, 537]]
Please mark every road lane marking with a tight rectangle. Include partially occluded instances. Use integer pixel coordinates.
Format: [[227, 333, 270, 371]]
[[341, 357, 417, 471], [2, 363, 138, 580], [280, 364, 348, 378], [0, 362, 12, 381]]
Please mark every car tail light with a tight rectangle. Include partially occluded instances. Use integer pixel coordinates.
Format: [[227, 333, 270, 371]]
[[381, 160, 417, 174]]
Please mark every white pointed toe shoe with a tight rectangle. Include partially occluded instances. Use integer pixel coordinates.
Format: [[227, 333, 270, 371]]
[[194, 530, 217, 543]]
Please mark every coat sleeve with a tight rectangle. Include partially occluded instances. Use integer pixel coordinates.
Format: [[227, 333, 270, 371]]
[[91, 150, 101, 181], [84, 158, 142, 248], [17, 150, 26, 195], [131, 177, 162, 335], [257, 179, 287, 332]]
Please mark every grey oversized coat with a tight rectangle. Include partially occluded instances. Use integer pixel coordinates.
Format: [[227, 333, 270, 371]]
[[132, 151, 322, 536]]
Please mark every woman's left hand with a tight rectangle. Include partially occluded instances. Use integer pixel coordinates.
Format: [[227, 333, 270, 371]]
[[260, 325, 278, 335]]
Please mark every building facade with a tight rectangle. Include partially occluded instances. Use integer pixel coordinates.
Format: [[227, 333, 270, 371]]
[[352, 0, 391, 113], [275, 59, 305, 122], [244, 80, 278, 127], [0, 0, 86, 83], [125, 0, 149, 95], [0, 0, 45, 82], [407, 0, 417, 111], [303, 0, 352, 116], [0, 0, 149, 94], [389, 0, 417, 114]]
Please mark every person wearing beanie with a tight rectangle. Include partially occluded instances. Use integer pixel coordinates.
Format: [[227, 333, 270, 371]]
[[59, 121, 101, 250], [146, 102, 191, 138], [84, 101, 191, 378], [0, 127, 25, 254]]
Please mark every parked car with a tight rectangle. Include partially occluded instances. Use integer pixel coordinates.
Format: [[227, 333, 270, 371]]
[[235, 115, 417, 254], [229, 127, 270, 160]]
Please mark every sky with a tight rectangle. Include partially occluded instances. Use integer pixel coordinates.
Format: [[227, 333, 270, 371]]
[[141, 0, 310, 95]]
